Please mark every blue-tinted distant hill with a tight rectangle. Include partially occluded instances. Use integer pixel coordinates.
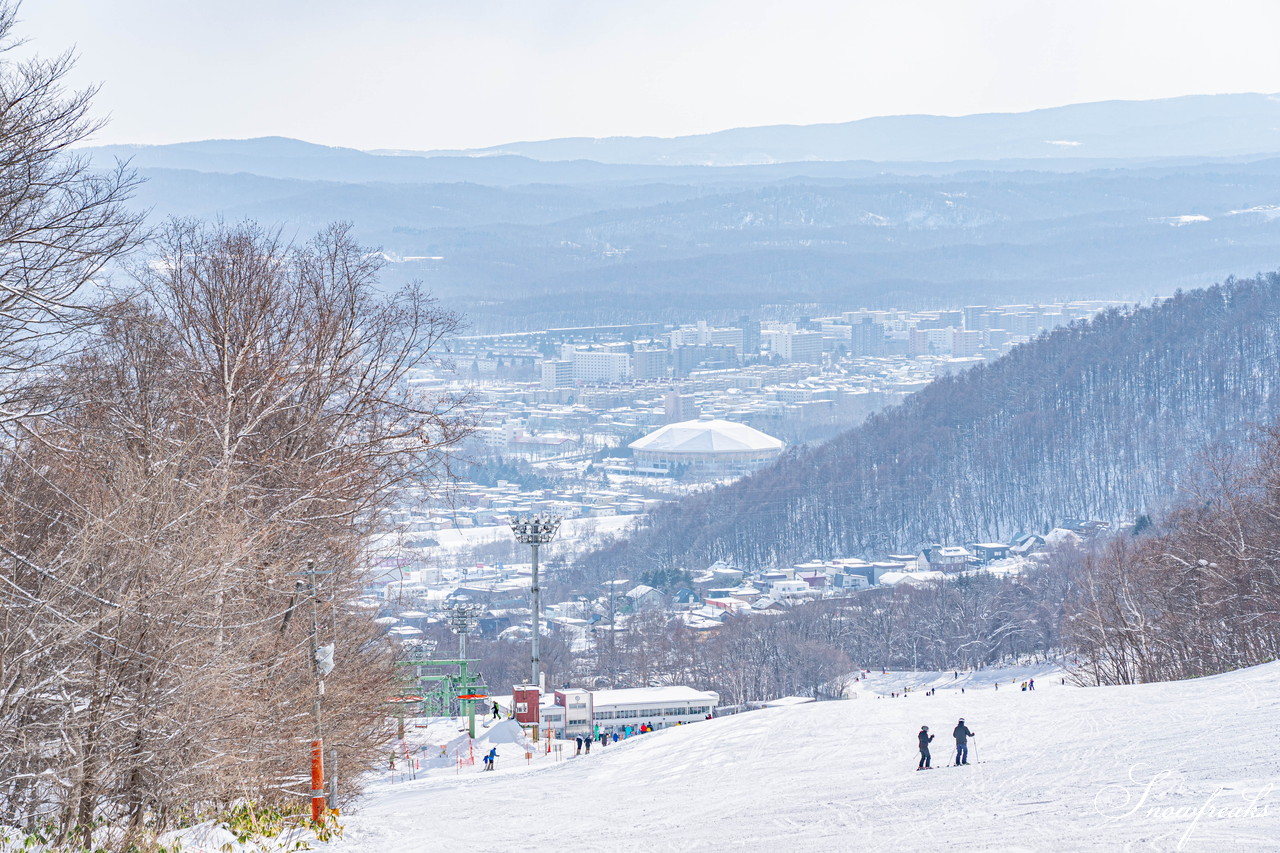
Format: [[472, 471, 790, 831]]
[[118, 157, 1280, 331], [85, 136, 1256, 188], [84, 94, 1280, 186], [401, 93, 1280, 165], [79, 94, 1280, 331], [81, 137, 709, 186]]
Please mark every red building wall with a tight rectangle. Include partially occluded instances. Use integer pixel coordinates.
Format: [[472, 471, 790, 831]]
[[513, 686, 541, 725]]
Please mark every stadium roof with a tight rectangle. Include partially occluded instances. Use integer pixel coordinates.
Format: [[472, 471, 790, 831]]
[[629, 416, 784, 455]]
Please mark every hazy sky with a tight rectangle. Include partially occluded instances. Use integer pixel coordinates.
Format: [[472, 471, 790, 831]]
[[17, 0, 1280, 151]]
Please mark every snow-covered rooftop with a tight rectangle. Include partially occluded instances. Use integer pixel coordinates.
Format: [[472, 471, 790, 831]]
[[589, 685, 719, 706], [878, 570, 946, 586]]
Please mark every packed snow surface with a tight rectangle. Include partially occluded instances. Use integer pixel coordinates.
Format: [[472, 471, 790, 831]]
[[322, 662, 1280, 852]]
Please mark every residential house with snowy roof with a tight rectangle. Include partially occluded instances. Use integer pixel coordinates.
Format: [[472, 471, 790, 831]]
[[1010, 534, 1045, 557], [970, 542, 1011, 563], [625, 584, 663, 610], [795, 571, 828, 589], [751, 596, 790, 613], [672, 588, 700, 608], [919, 545, 971, 573]]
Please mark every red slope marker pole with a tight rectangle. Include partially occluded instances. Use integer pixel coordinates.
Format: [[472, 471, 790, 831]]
[[310, 739, 325, 822]]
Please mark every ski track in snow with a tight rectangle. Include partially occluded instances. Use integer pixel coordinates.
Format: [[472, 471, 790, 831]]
[[320, 663, 1280, 853]]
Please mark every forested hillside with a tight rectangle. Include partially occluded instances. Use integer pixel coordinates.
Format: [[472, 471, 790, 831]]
[[587, 274, 1280, 570]]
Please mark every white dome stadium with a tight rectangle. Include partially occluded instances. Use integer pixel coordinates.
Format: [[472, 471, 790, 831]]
[[629, 415, 784, 476]]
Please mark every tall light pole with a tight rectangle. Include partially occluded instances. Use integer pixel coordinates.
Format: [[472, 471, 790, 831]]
[[510, 513, 561, 690], [446, 596, 484, 661]]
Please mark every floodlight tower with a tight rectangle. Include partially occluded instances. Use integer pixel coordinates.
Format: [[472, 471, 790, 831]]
[[510, 513, 562, 690], [445, 596, 484, 661]]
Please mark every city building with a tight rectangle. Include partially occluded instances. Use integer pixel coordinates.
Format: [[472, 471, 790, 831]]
[[632, 347, 669, 380], [541, 359, 573, 390], [569, 348, 632, 384], [850, 317, 886, 356], [670, 321, 747, 356], [772, 329, 824, 364], [738, 316, 762, 358], [950, 329, 983, 357], [963, 305, 991, 331], [672, 344, 737, 376], [664, 390, 699, 424]]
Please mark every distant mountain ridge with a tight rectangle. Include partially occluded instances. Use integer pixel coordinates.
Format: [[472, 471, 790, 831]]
[[76, 94, 1280, 332], [83, 138, 1267, 190], [112, 157, 1280, 331], [81, 94, 1280, 184], [394, 93, 1280, 166]]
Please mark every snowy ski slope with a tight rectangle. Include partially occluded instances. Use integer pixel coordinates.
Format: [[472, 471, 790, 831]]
[[322, 663, 1280, 852]]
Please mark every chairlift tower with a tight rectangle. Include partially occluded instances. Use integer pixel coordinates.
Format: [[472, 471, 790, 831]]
[[392, 601, 490, 738], [445, 598, 486, 737]]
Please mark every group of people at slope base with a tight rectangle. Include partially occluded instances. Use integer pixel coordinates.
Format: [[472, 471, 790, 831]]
[[917, 718, 974, 770], [573, 722, 664, 755], [481, 747, 499, 771]]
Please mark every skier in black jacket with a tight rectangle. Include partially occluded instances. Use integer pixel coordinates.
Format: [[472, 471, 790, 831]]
[[953, 718, 974, 765], [917, 726, 934, 769]]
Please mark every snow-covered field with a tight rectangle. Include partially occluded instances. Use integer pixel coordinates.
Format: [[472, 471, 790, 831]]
[[316, 661, 1280, 852], [424, 513, 638, 555]]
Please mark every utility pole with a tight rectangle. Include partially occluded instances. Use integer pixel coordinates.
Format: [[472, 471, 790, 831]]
[[510, 514, 561, 691], [603, 578, 627, 688]]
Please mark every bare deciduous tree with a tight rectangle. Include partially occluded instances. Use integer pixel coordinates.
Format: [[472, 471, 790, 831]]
[[0, 220, 471, 846], [0, 1, 141, 417]]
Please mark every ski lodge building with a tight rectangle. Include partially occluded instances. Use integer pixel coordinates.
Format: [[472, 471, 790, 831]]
[[499, 685, 719, 740]]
